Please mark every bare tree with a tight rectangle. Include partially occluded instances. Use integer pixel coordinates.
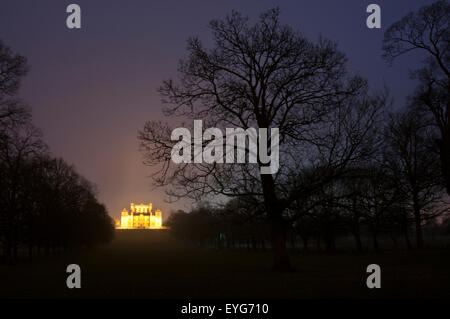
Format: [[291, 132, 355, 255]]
[[0, 40, 29, 126], [384, 110, 446, 248], [0, 119, 46, 262], [383, 0, 450, 194], [140, 8, 384, 270]]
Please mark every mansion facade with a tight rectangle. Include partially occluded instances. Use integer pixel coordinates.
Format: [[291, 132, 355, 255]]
[[116, 203, 162, 229]]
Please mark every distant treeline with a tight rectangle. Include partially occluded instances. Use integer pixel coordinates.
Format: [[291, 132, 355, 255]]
[[0, 40, 114, 264], [167, 199, 450, 253]]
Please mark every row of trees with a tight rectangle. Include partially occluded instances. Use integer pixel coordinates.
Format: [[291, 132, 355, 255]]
[[166, 111, 449, 253], [0, 40, 114, 264], [140, 2, 449, 270]]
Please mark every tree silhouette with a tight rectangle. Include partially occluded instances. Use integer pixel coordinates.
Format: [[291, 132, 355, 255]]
[[140, 8, 385, 270], [0, 40, 29, 126], [0, 40, 114, 264], [383, 0, 450, 195], [384, 110, 446, 248]]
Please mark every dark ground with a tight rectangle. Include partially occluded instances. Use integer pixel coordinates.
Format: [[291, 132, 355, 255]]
[[1, 230, 449, 299]]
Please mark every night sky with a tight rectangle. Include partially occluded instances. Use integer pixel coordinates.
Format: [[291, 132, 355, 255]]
[[0, 0, 433, 220]]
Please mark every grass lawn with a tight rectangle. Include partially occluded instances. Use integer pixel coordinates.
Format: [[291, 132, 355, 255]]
[[1, 230, 449, 298]]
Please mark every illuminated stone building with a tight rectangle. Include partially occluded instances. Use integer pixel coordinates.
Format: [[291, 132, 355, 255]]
[[117, 203, 162, 229]]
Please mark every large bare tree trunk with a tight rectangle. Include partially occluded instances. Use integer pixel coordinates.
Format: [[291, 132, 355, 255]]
[[437, 133, 450, 196], [372, 230, 379, 252], [445, 84, 450, 196], [412, 193, 424, 248], [261, 174, 291, 271], [353, 225, 363, 253], [404, 226, 412, 249], [300, 235, 309, 252], [270, 213, 291, 271]]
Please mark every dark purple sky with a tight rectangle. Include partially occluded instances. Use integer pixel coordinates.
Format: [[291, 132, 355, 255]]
[[0, 0, 433, 220]]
